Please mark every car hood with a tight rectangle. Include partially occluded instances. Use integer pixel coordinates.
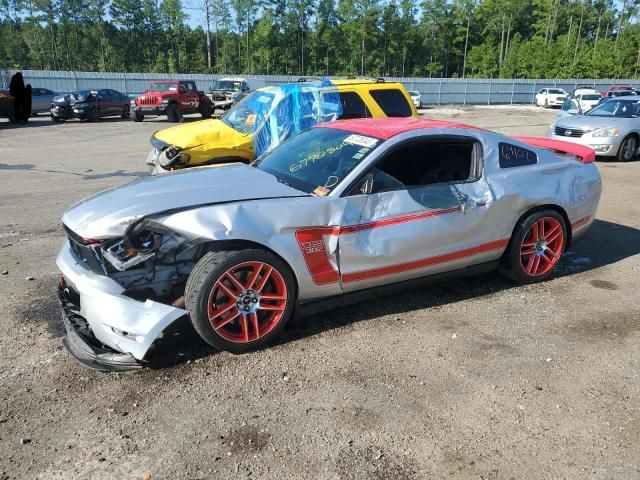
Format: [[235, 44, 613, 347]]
[[62, 163, 305, 239], [153, 118, 254, 165], [555, 115, 636, 131]]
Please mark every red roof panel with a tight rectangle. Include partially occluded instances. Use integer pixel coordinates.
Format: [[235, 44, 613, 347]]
[[318, 117, 482, 139]]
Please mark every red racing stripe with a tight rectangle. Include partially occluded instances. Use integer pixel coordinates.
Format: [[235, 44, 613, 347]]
[[342, 239, 510, 284], [340, 206, 462, 234]]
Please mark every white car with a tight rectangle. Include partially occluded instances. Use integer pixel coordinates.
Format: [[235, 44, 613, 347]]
[[409, 90, 421, 108], [575, 92, 603, 112], [535, 88, 568, 108]]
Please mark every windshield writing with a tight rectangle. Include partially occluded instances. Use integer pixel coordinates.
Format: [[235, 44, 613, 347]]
[[254, 128, 380, 194]]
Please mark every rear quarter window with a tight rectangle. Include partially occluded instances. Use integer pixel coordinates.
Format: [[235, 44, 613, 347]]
[[498, 143, 538, 168], [369, 89, 412, 117]]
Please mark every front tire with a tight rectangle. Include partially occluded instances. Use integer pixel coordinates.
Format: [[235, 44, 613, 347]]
[[616, 134, 637, 162], [185, 249, 296, 353], [132, 111, 144, 122], [199, 102, 212, 118], [500, 210, 567, 283], [89, 106, 100, 122], [166, 103, 182, 122]]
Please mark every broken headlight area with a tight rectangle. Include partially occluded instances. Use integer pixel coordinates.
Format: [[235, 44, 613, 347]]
[[102, 222, 186, 272], [158, 145, 190, 169]]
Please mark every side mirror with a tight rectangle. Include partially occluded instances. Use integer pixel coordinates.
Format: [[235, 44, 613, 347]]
[[567, 108, 580, 115], [359, 173, 374, 195]]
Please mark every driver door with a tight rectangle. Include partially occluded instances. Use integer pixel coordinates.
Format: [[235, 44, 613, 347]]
[[337, 136, 499, 292]]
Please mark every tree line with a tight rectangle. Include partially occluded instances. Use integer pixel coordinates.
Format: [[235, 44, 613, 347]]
[[2, 0, 640, 79]]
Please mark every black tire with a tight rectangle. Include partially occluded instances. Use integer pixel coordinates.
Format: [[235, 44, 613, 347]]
[[615, 134, 637, 162], [499, 209, 567, 284], [89, 106, 100, 122], [51, 114, 63, 123], [121, 104, 130, 119], [166, 103, 182, 122], [199, 102, 212, 119], [132, 111, 144, 122], [185, 249, 296, 353]]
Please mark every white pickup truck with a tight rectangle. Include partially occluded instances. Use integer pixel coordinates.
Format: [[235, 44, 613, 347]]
[[207, 77, 266, 111]]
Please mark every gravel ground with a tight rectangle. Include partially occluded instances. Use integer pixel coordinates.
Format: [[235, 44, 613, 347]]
[[1, 107, 639, 480]]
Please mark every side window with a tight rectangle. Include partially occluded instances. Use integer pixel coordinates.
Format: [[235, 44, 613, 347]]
[[337, 91, 371, 119], [366, 139, 477, 194], [369, 89, 412, 117], [32, 88, 41, 96], [179, 84, 186, 93], [189, 82, 197, 92]]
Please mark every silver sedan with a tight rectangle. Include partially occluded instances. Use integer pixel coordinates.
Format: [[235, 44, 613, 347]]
[[549, 96, 640, 161]]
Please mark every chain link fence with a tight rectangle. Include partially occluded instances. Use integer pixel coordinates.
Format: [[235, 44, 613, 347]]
[[3, 69, 636, 105]]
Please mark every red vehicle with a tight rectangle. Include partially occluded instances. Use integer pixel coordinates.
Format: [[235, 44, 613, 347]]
[[599, 84, 636, 97], [132, 80, 213, 122]]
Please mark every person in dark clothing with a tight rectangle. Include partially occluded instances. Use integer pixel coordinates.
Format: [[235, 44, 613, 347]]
[[9, 72, 31, 122]]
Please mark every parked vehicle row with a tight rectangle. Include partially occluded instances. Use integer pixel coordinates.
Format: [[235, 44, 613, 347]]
[[549, 96, 640, 161], [146, 78, 419, 173]]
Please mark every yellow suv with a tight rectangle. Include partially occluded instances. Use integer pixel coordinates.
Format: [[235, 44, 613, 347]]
[[146, 78, 418, 173]]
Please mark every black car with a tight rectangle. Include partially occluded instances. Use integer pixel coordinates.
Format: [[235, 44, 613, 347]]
[[51, 89, 130, 122]]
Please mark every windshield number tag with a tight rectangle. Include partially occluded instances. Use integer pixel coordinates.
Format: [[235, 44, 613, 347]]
[[344, 134, 378, 148]]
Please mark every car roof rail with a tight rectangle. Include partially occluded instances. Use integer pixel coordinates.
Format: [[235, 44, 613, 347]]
[[345, 75, 385, 83], [297, 77, 323, 83]]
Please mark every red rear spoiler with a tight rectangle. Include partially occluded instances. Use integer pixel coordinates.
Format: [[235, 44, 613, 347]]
[[513, 136, 596, 164]]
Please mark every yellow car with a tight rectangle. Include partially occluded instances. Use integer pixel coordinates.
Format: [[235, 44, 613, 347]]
[[146, 78, 418, 173]]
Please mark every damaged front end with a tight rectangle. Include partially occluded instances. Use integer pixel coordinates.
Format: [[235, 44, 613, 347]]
[[57, 219, 203, 371]]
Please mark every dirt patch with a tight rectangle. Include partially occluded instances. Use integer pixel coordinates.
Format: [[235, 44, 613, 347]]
[[225, 425, 270, 454], [565, 311, 640, 342], [589, 279, 619, 290], [335, 446, 418, 480], [13, 274, 64, 336]]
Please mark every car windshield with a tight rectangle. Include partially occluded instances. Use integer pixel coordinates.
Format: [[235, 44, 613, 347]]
[[586, 99, 640, 118], [217, 80, 241, 91], [582, 94, 601, 100], [222, 91, 275, 134], [549, 89, 565, 94], [254, 127, 381, 194], [148, 82, 177, 92]]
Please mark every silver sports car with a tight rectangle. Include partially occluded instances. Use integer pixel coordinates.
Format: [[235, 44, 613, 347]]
[[56, 118, 601, 371], [549, 96, 640, 161]]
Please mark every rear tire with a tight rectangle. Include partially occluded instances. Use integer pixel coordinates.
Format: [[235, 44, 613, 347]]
[[616, 134, 637, 162], [121, 104, 130, 119], [499, 209, 567, 283], [185, 249, 296, 353]]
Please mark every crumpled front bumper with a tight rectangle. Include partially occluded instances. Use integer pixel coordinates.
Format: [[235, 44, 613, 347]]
[[145, 148, 171, 175], [56, 241, 188, 369]]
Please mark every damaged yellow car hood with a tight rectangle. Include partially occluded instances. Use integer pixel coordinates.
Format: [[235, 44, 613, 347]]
[[154, 119, 254, 166]]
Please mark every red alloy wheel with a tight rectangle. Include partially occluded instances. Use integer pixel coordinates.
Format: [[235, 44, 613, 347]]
[[520, 217, 564, 277], [206, 261, 288, 343]]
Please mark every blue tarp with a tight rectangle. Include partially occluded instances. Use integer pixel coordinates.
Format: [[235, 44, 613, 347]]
[[249, 80, 343, 157]]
